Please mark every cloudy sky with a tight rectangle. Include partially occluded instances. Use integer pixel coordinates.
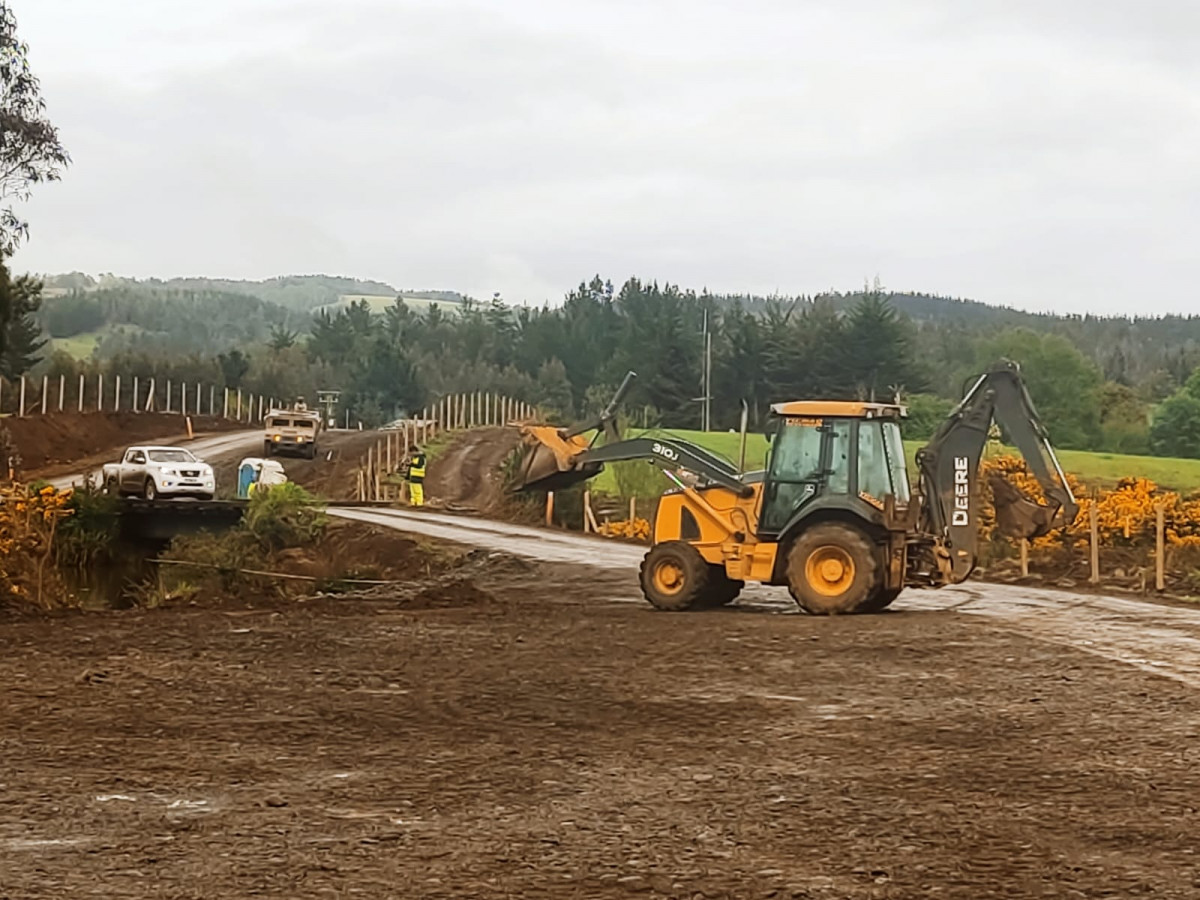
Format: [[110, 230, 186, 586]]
[[9, 0, 1200, 314]]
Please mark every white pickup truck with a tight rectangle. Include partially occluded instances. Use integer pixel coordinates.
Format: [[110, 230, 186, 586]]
[[101, 446, 216, 501]]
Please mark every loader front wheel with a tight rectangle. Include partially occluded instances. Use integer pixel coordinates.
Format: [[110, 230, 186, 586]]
[[640, 541, 710, 611], [697, 564, 743, 608], [787, 523, 881, 615], [861, 586, 902, 613]]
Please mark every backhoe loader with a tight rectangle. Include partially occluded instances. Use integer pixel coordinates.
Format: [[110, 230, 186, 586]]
[[513, 362, 1079, 614]]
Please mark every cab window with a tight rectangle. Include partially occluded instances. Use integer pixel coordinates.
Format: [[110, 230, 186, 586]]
[[826, 421, 851, 494], [768, 420, 823, 482], [857, 421, 892, 502], [883, 421, 911, 503]]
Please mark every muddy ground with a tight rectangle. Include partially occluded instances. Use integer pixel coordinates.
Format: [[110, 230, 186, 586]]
[[4, 558, 1200, 898]]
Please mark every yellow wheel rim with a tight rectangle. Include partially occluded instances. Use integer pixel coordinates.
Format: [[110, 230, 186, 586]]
[[652, 561, 685, 595], [804, 545, 855, 597]]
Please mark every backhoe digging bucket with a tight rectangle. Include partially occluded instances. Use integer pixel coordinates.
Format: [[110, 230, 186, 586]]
[[989, 473, 1060, 541], [512, 425, 603, 493]]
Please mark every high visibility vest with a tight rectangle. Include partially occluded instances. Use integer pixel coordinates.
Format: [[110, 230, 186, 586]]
[[408, 454, 426, 480]]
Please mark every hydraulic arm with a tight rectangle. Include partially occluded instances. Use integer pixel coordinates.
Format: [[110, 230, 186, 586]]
[[913, 360, 1079, 584]]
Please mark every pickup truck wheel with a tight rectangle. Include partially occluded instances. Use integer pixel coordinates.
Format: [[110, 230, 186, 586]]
[[143, 478, 158, 501], [103, 476, 119, 497]]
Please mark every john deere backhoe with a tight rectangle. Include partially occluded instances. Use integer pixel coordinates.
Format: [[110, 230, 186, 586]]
[[513, 362, 1079, 614]]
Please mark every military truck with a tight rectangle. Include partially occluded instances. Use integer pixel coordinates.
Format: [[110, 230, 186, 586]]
[[263, 401, 322, 459]]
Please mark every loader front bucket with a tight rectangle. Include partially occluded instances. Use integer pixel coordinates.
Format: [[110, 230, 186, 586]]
[[512, 425, 603, 493]]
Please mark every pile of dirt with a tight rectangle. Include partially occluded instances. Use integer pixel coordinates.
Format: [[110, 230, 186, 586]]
[[425, 426, 526, 514], [272, 520, 440, 583], [7, 412, 238, 476]]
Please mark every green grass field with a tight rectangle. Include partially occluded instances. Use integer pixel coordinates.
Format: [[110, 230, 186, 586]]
[[49, 324, 149, 360], [589, 428, 1200, 499], [50, 331, 103, 359]]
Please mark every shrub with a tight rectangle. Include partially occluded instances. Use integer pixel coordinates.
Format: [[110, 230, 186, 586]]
[[55, 484, 121, 569], [242, 482, 327, 551]]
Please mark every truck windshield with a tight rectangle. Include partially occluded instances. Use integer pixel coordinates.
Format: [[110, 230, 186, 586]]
[[148, 450, 196, 463]]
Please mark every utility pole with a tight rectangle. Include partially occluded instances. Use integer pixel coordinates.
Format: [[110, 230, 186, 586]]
[[699, 309, 713, 432]]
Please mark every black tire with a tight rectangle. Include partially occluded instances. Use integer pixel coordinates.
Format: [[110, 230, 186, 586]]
[[307, 444, 317, 460], [143, 478, 158, 501], [786, 522, 882, 615], [861, 587, 902, 613], [639, 541, 711, 611], [263, 441, 273, 457], [103, 476, 119, 497], [696, 564, 744, 608]]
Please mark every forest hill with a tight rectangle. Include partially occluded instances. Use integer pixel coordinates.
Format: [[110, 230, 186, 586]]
[[14, 274, 1200, 460]]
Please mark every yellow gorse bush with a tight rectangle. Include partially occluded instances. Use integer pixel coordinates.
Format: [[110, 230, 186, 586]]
[[0, 483, 75, 605], [598, 517, 652, 541], [979, 455, 1200, 552]]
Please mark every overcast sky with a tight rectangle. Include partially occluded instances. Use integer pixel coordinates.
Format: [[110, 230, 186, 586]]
[[8, 0, 1200, 315]]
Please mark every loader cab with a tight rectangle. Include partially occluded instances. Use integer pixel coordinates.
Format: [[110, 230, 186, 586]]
[[759, 401, 909, 537]]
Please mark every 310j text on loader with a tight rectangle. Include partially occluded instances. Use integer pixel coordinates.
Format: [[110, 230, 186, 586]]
[[512, 363, 1079, 614]]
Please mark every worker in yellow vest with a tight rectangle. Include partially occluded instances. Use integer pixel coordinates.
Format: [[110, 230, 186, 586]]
[[405, 445, 427, 507]]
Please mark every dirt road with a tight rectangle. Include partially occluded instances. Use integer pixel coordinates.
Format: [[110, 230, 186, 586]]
[[332, 506, 1200, 689], [47, 430, 265, 491]]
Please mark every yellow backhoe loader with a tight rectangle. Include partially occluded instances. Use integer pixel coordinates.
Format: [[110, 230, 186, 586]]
[[513, 363, 1079, 614]]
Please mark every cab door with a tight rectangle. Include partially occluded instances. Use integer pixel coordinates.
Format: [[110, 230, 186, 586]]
[[122, 449, 146, 492], [758, 417, 827, 536]]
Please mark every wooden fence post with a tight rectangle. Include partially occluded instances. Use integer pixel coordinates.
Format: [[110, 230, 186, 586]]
[[545, 491, 554, 527], [209, 385, 215, 417], [583, 490, 591, 533], [165, 379, 172, 414], [97, 374, 104, 413], [630, 497, 637, 523], [195, 382, 201, 416], [223, 388, 229, 419], [18, 376, 25, 417], [236, 390, 242, 420], [1019, 539, 1029, 577], [114, 375, 121, 413], [1156, 502, 1166, 592], [182, 383, 188, 417], [132, 376, 138, 414], [146, 378, 155, 412], [1089, 492, 1100, 585], [78, 374, 85, 413], [40, 375, 48, 415], [58, 374, 65, 413]]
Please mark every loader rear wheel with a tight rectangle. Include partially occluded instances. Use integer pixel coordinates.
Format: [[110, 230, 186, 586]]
[[640, 541, 710, 611], [786, 523, 881, 615]]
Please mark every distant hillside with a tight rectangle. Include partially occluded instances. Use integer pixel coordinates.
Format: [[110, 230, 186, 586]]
[[39, 273, 467, 312]]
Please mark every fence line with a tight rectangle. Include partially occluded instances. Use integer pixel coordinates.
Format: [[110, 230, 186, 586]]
[[0, 374, 276, 426], [355, 392, 538, 502]]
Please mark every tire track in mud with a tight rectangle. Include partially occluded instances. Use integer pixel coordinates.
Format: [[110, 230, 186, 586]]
[[333, 506, 1200, 688]]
